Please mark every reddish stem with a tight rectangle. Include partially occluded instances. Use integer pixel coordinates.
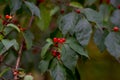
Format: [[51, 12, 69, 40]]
[[14, 41, 24, 80]]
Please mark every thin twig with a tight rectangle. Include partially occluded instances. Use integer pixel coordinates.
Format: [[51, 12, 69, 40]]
[[14, 41, 24, 80], [27, 16, 34, 29]]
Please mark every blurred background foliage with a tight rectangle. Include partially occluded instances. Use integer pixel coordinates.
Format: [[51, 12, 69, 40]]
[[0, 0, 120, 80]]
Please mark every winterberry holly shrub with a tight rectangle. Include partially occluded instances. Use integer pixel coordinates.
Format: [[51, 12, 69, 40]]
[[0, 0, 120, 80]]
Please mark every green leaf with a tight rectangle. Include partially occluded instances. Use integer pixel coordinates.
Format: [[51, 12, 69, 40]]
[[75, 18, 92, 46], [7, 23, 20, 32], [99, 4, 111, 22], [24, 75, 34, 80], [58, 12, 78, 35], [69, 2, 83, 8], [111, 0, 120, 8], [10, 0, 22, 14], [2, 39, 19, 50], [50, 6, 60, 16], [3, 27, 13, 35], [0, 68, 11, 77], [94, 29, 108, 52], [67, 37, 89, 57], [23, 30, 34, 49], [41, 38, 53, 59], [50, 62, 66, 80], [61, 44, 78, 72], [105, 32, 120, 61], [0, 34, 4, 40], [36, 6, 51, 31], [111, 10, 120, 26], [39, 53, 53, 73], [83, 8, 103, 28], [24, 1, 40, 17], [85, 0, 96, 6]]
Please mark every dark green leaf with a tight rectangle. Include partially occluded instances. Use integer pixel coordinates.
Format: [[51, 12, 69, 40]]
[[75, 18, 92, 46], [7, 23, 20, 32], [50, 62, 66, 80], [24, 1, 40, 17], [67, 37, 89, 57], [39, 53, 53, 73], [41, 38, 53, 59], [36, 6, 51, 31], [111, 10, 120, 26], [0, 68, 11, 77], [1, 69, 14, 80], [50, 6, 60, 16], [105, 32, 120, 61], [58, 12, 78, 35], [85, 0, 97, 6], [10, 0, 22, 14], [23, 30, 34, 49], [4, 27, 13, 35], [24, 75, 34, 80], [1, 39, 19, 50], [83, 8, 103, 28], [94, 29, 108, 52], [111, 0, 120, 8], [61, 44, 78, 72], [69, 2, 83, 8], [99, 4, 111, 22]]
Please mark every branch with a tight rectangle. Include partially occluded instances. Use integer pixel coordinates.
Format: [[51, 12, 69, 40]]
[[27, 16, 34, 29], [14, 40, 24, 80]]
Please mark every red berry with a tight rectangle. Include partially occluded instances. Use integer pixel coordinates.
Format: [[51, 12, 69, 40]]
[[13, 70, 19, 76], [0, 15, 1, 18], [113, 26, 119, 32], [5, 15, 9, 19], [59, 39, 63, 43], [20, 28, 27, 32], [106, 0, 110, 4], [37, 0, 44, 3], [57, 0, 61, 3], [75, 9, 80, 14], [57, 54, 61, 60], [60, 9, 65, 14], [2, 20, 8, 25], [52, 50, 57, 57], [118, 4, 120, 9], [61, 38, 66, 43], [57, 38, 61, 43], [5, 15, 12, 19], [53, 37, 58, 43], [54, 43, 58, 47]]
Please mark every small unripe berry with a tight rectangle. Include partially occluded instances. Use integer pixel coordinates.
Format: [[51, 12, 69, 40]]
[[113, 26, 119, 32]]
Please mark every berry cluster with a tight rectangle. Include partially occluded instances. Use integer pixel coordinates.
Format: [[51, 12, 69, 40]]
[[53, 37, 66, 44], [52, 50, 61, 60], [0, 14, 26, 32], [51, 37, 66, 60], [13, 70, 19, 76]]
